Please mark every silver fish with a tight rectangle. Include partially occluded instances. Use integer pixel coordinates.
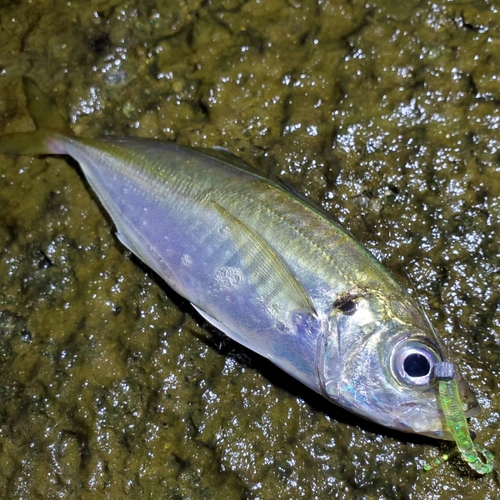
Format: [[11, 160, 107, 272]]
[[0, 78, 479, 440]]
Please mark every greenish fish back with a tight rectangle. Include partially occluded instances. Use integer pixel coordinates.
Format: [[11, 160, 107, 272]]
[[195, 146, 267, 179]]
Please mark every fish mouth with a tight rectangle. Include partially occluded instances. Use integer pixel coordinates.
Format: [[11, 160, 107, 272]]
[[403, 367, 482, 440]]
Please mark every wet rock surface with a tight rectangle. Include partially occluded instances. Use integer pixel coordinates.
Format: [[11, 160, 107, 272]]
[[0, 0, 499, 498]]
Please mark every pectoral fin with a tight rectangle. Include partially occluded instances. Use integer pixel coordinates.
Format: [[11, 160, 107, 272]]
[[212, 202, 316, 319]]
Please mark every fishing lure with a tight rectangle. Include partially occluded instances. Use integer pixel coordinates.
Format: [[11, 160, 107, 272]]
[[425, 362, 494, 474]]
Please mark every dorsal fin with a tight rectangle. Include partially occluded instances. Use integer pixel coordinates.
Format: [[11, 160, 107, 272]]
[[277, 177, 336, 221], [195, 146, 266, 179]]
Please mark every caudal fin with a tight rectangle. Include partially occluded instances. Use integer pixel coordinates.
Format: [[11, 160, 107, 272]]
[[0, 77, 70, 155]]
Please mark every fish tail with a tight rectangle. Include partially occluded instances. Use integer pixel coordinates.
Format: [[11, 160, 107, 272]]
[[0, 130, 53, 155], [0, 77, 70, 155]]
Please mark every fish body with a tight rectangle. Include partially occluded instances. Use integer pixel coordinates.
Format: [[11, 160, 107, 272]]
[[0, 79, 480, 439]]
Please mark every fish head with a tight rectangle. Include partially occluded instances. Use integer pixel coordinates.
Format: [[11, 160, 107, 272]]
[[318, 289, 480, 439]]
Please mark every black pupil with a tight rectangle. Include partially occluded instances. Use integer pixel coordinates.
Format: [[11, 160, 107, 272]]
[[404, 353, 431, 378]]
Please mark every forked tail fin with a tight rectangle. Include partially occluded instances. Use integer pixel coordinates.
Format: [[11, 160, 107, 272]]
[[0, 77, 70, 155]]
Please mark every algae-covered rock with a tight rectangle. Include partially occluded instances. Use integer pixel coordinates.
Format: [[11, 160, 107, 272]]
[[0, 0, 498, 498]]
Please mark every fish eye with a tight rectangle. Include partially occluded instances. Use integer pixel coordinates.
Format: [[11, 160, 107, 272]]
[[403, 353, 431, 378], [392, 340, 441, 388]]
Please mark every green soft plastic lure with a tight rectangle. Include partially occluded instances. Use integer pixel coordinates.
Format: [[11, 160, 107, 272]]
[[425, 362, 494, 474]]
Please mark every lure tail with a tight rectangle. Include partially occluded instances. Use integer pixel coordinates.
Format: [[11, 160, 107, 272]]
[[0, 77, 70, 155]]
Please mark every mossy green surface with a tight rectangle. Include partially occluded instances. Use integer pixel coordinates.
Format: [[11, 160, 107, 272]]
[[0, 0, 499, 498]]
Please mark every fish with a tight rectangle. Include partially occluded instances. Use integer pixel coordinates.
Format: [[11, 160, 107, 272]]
[[0, 77, 481, 442]]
